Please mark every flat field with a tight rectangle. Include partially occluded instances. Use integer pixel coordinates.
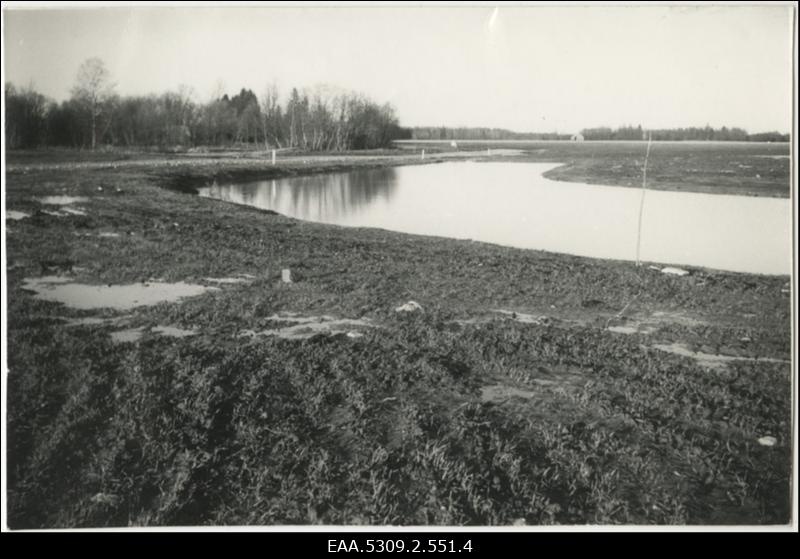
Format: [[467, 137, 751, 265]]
[[398, 140, 791, 197], [3, 144, 793, 527]]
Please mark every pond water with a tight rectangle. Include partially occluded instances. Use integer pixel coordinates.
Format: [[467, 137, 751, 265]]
[[6, 210, 30, 221], [38, 195, 89, 205], [22, 276, 218, 310], [198, 162, 791, 275]]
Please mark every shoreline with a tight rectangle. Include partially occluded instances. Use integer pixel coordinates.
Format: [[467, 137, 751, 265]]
[[6, 142, 792, 199]]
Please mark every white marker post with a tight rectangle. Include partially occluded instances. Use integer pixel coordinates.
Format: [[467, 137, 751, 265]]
[[635, 133, 653, 267], [271, 149, 276, 165], [421, 149, 425, 160]]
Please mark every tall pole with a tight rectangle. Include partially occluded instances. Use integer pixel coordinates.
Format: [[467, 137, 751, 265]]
[[635, 133, 653, 267]]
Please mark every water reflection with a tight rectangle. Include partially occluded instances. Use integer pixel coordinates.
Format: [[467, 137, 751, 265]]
[[198, 162, 791, 275], [202, 168, 399, 222]]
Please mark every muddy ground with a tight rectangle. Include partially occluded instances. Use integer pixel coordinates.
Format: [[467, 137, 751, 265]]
[[3, 147, 794, 527]]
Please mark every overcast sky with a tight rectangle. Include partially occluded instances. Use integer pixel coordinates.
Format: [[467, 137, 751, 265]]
[[2, 4, 794, 134]]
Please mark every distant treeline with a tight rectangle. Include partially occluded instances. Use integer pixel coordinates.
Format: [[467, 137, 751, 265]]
[[580, 125, 788, 142], [411, 127, 569, 141], [410, 125, 788, 142], [5, 58, 409, 151]]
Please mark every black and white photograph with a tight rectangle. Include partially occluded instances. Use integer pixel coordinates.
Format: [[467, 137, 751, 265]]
[[1, 1, 797, 532]]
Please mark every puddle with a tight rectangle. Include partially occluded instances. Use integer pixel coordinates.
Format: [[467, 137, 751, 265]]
[[39, 196, 89, 205], [452, 311, 567, 327], [41, 207, 88, 217], [98, 232, 121, 238], [241, 313, 374, 340], [203, 276, 253, 284], [651, 343, 790, 370], [608, 326, 640, 335], [608, 311, 704, 335], [481, 384, 538, 403], [22, 276, 218, 310], [6, 210, 30, 221], [37, 196, 90, 217], [152, 325, 197, 338], [111, 328, 145, 344], [607, 321, 658, 335], [265, 313, 337, 323], [492, 310, 551, 325]]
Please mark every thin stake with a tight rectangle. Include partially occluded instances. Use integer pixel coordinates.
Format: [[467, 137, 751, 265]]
[[635, 133, 653, 267]]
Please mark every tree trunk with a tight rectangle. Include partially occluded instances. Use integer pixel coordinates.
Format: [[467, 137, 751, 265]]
[[91, 111, 97, 150]]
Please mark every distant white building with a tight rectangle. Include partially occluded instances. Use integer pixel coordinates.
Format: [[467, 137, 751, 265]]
[[570, 133, 585, 142]]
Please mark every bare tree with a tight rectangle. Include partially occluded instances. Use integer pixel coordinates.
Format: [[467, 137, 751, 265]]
[[260, 82, 282, 150], [71, 58, 115, 150]]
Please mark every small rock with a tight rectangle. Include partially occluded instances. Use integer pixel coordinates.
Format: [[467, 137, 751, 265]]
[[281, 269, 293, 283], [512, 518, 526, 526], [757, 436, 777, 447], [395, 301, 422, 312], [661, 266, 689, 276], [346, 331, 364, 339]]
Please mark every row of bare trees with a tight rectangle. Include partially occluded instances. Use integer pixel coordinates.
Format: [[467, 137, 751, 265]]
[[5, 58, 410, 150]]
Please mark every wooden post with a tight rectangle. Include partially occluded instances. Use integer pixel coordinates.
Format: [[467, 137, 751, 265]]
[[635, 133, 653, 267], [421, 149, 425, 160], [272, 149, 276, 165]]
